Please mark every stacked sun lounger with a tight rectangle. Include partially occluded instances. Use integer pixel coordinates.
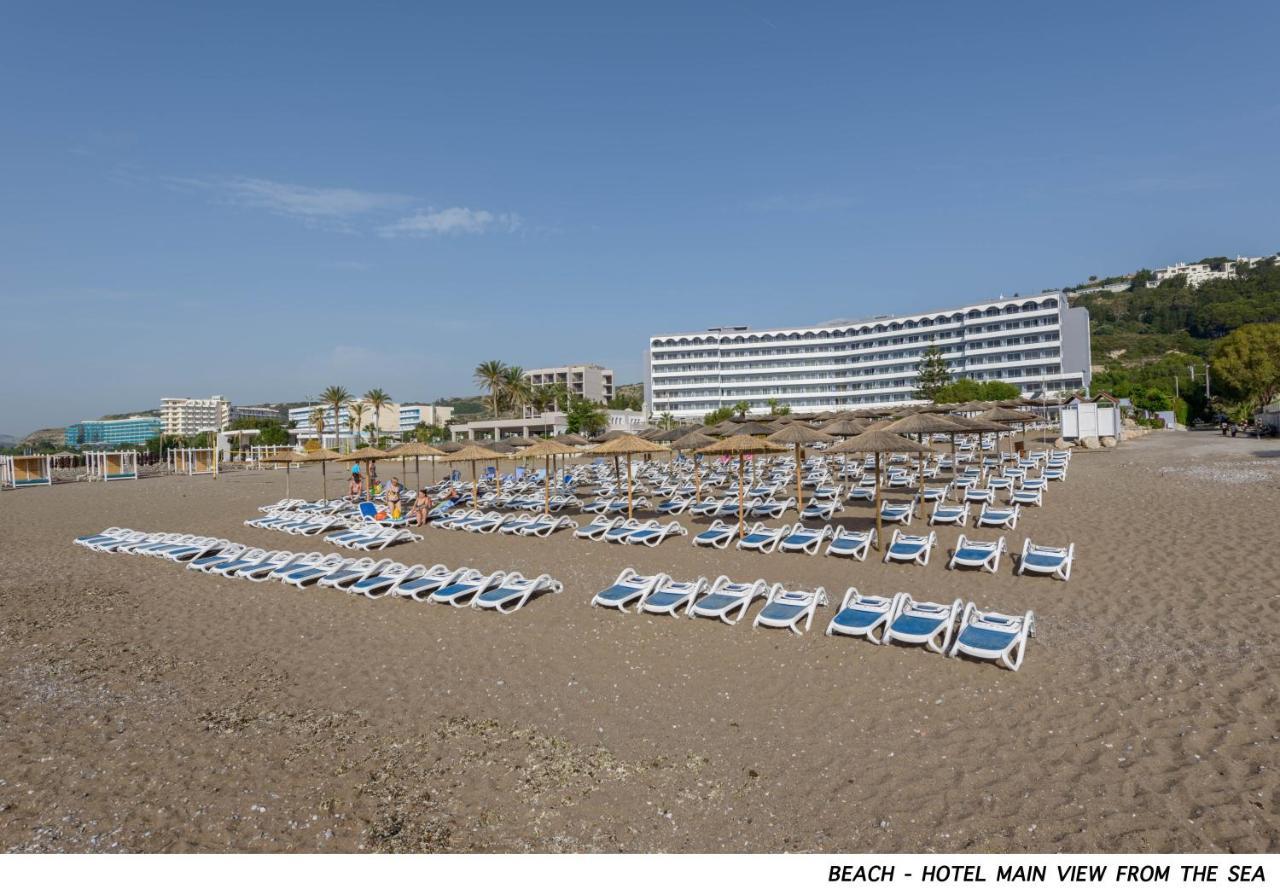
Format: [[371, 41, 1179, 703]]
[[72, 528, 562, 613]]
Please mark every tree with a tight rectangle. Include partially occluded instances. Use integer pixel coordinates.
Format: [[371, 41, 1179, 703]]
[[764, 397, 791, 416], [319, 385, 351, 451], [914, 345, 951, 400], [657, 412, 677, 430], [564, 397, 606, 436], [501, 367, 532, 416], [474, 360, 508, 417], [309, 405, 328, 449], [732, 400, 750, 417], [1211, 322, 1280, 407], [703, 406, 735, 425], [363, 388, 392, 439], [607, 394, 643, 411], [347, 401, 368, 437]]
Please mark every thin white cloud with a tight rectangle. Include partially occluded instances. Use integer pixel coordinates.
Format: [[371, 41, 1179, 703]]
[[379, 207, 522, 238], [164, 175, 410, 229]]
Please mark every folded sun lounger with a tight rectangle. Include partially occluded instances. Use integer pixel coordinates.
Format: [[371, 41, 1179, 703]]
[[948, 602, 1035, 670], [687, 576, 770, 625], [1016, 538, 1075, 581], [393, 564, 471, 600], [948, 534, 1007, 574], [825, 588, 903, 643], [637, 576, 709, 616], [825, 525, 876, 561], [591, 568, 672, 612], [884, 530, 936, 566], [883, 595, 965, 654], [471, 572, 563, 613], [752, 584, 828, 635]]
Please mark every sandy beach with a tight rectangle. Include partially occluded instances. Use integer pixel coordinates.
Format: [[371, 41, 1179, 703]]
[[1, 431, 1277, 853]]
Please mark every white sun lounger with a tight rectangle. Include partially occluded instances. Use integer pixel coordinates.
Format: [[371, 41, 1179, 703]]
[[752, 584, 828, 634], [574, 515, 625, 541], [498, 513, 537, 534], [1009, 489, 1043, 507], [281, 554, 351, 588], [623, 521, 686, 546], [692, 519, 738, 549], [601, 519, 648, 544], [430, 569, 511, 607], [800, 499, 842, 521], [186, 543, 248, 572], [157, 537, 229, 563], [825, 525, 876, 561], [884, 596, 965, 654], [198, 546, 267, 575], [975, 505, 1020, 530], [929, 502, 969, 526], [878, 499, 916, 525], [471, 573, 563, 613], [393, 564, 471, 600], [74, 527, 133, 548], [637, 577, 709, 616], [825, 588, 903, 643], [222, 549, 292, 579], [948, 603, 1036, 670], [461, 511, 507, 533], [348, 562, 426, 598], [318, 557, 391, 590], [687, 576, 770, 625], [237, 550, 317, 580], [948, 534, 1007, 574], [269, 552, 341, 582], [591, 568, 672, 612], [122, 533, 191, 556], [777, 523, 833, 555], [736, 522, 788, 554], [516, 515, 578, 538], [884, 530, 936, 566], [749, 498, 796, 519], [346, 526, 422, 550], [1016, 538, 1075, 581]]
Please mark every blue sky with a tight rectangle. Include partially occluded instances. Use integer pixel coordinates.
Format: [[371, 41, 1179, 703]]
[[2, 1, 1278, 436]]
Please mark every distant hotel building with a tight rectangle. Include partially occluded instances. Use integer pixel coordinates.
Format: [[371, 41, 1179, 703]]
[[524, 364, 614, 409], [65, 416, 163, 447], [230, 404, 287, 424], [161, 395, 231, 436], [646, 292, 1091, 419], [398, 404, 454, 432]]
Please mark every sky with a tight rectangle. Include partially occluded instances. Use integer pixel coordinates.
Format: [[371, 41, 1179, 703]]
[[2, 1, 1279, 436]]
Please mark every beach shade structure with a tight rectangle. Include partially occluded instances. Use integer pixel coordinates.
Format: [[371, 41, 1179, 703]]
[[731, 420, 778, 436], [434, 440, 465, 453], [441, 442, 505, 506], [670, 430, 718, 501], [344, 446, 392, 497], [1, 454, 53, 489], [289, 448, 343, 500], [820, 418, 866, 439], [514, 440, 582, 514], [695, 433, 787, 538], [649, 425, 691, 444], [823, 430, 940, 552], [386, 441, 446, 490], [553, 432, 590, 447], [980, 406, 1040, 455], [766, 422, 827, 513], [583, 434, 668, 519], [954, 400, 993, 415], [947, 415, 1012, 463], [265, 449, 310, 498], [885, 412, 971, 501]]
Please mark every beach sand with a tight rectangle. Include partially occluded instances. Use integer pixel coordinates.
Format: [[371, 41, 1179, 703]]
[[1, 431, 1277, 853]]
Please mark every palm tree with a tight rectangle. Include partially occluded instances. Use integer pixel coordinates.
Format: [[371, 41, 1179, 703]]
[[474, 360, 508, 418], [308, 406, 327, 450], [658, 412, 677, 430], [347, 401, 368, 440], [364, 422, 378, 446], [363, 388, 391, 440], [319, 385, 352, 451], [502, 366, 532, 417]]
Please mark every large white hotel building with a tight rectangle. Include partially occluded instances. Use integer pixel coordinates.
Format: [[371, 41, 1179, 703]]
[[646, 291, 1091, 419]]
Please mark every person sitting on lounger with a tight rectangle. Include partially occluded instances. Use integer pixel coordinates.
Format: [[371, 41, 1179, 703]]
[[348, 466, 363, 499], [412, 489, 433, 527], [385, 477, 403, 520]]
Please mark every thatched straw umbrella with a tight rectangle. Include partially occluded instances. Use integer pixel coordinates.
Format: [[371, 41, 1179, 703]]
[[385, 441, 445, 491], [885, 412, 970, 500], [441, 442, 505, 506], [554, 433, 590, 447], [820, 418, 866, 438], [267, 448, 308, 498], [289, 447, 342, 500], [765, 422, 826, 513], [583, 433, 667, 519], [823, 430, 939, 552], [695, 433, 786, 538], [731, 420, 776, 436], [670, 431, 717, 501], [980, 406, 1040, 456], [513, 440, 581, 514], [435, 440, 464, 453], [343, 446, 392, 497]]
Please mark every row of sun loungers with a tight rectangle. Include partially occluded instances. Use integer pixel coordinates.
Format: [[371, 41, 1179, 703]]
[[590, 570, 1034, 669], [572, 516, 689, 546], [73, 529, 562, 613], [431, 510, 579, 537]]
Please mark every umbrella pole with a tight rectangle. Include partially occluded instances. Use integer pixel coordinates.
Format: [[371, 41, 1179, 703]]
[[286, 463, 290, 499], [415, 456, 421, 491], [472, 460, 478, 506], [544, 456, 551, 515], [322, 460, 328, 501], [874, 451, 882, 552], [694, 459, 701, 503], [627, 452, 635, 520], [795, 444, 803, 514], [737, 453, 745, 539]]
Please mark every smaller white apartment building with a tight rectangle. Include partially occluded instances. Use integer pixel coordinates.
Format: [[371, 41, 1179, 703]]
[[161, 395, 231, 436], [398, 404, 454, 432]]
